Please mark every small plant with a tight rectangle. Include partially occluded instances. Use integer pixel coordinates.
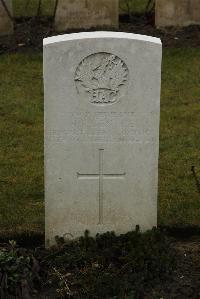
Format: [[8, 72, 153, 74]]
[[0, 240, 40, 298], [44, 227, 175, 299]]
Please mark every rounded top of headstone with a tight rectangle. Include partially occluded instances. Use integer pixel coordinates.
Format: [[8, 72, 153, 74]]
[[43, 31, 162, 46]]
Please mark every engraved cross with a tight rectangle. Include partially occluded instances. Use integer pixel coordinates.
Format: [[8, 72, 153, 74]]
[[77, 149, 126, 224]]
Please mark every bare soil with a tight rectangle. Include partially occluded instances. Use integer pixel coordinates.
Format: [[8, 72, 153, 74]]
[[0, 15, 199, 54], [145, 237, 200, 299]]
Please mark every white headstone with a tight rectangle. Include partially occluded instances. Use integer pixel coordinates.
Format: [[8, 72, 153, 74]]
[[43, 32, 162, 246], [0, 0, 13, 36], [155, 0, 200, 27], [55, 0, 119, 31]]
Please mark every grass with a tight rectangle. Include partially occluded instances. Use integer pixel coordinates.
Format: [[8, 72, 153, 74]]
[[0, 51, 44, 236], [159, 48, 200, 227], [0, 48, 200, 237]]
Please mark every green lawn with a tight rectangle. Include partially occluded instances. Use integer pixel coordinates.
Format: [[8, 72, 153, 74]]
[[0, 52, 44, 236], [0, 48, 200, 237], [159, 48, 200, 226]]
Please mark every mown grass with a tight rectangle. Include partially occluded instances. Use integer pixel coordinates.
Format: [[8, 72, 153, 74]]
[[0, 48, 200, 237], [159, 48, 200, 226], [0, 51, 44, 236]]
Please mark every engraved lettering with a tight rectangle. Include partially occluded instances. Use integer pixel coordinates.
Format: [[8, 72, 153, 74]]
[[47, 112, 155, 144]]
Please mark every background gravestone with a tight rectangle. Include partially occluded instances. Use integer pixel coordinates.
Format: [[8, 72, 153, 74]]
[[43, 32, 162, 246], [55, 0, 119, 31], [0, 0, 13, 36], [156, 0, 200, 27]]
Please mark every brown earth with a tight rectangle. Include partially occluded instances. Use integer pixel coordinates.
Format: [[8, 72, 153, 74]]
[[0, 235, 199, 298], [0, 15, 199, 54], [145, 236, 200, 299], [34, 236, 200, 298]]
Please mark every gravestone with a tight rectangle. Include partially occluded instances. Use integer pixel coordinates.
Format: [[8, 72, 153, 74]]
[[0, 0, 13, 36], [156, 0, 200, 27], [43, 32, 162, 246], [54, 0, 118, 31]]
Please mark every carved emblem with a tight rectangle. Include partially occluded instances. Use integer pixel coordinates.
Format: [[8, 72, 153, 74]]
[[75, 52, 129, 104]]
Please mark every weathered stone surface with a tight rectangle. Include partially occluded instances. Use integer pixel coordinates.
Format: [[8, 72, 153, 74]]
[[156, 0, 200, 27], [43, 32, 162, 246], [55, 0, 119, 31], [0, 0, 13, 36]]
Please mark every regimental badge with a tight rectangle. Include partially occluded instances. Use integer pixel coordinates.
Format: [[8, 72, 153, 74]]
[[75, 52, 129, 105]]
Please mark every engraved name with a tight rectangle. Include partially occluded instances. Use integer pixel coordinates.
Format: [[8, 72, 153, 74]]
[[47, 112, 155, 144]]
